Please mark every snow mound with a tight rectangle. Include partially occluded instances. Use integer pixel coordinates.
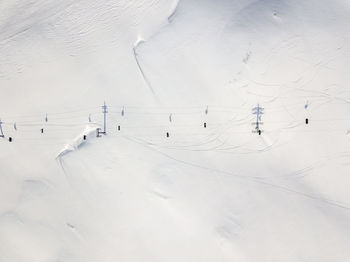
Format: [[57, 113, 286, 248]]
[[56, 123, 100, 158]]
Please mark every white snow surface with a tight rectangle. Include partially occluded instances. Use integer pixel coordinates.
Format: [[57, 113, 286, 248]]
[[1, 0, 350, 261]]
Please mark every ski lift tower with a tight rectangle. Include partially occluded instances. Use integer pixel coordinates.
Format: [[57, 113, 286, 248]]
[[97, 102, 108, 137], [97, 101, 108, 136], [102, 101, 108, 134], [252, 104, 264, 135], [0, 119, 4, 138]]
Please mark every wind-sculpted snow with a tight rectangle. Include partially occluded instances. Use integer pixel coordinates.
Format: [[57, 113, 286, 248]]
[[1, 0, 350, 261], [56, 123, 100, 158]]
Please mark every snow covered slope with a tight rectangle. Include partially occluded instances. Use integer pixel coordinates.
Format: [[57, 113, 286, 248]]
[[1, 0, 350, 261]]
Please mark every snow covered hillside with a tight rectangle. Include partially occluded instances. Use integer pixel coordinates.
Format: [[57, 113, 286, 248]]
[[1, 0, 350, 261]]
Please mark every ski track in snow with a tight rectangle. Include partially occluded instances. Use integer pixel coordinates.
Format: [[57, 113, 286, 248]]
[[121, 135, 350, 212]]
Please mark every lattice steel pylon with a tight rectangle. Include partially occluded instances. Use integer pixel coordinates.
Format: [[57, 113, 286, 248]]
[[252, 104, 264, 134]]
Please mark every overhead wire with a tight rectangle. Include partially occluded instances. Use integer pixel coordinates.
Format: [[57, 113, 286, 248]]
[[0, 100, 349, 147]]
